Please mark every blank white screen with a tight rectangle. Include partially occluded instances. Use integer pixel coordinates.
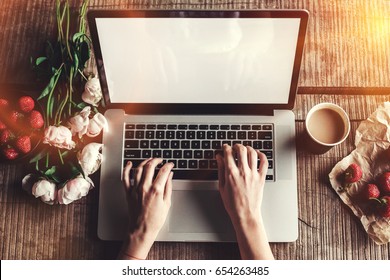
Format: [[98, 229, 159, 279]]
[[96, 17, 300, 104]]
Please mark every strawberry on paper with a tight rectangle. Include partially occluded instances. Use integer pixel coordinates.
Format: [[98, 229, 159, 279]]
[[362, 184, 380, 200], [15, 135, 31, 154], [375, 196, 390, 218], [18, 96, 35, 113], [377, 172, 390, 194], [344, 163, 363, 184]]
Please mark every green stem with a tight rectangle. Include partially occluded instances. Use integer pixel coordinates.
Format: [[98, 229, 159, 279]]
[[58, 148, 64, 165], [78, 69, 88, 81], [45, 152, 49, 168]]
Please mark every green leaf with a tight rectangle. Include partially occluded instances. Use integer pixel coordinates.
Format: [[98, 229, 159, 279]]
[[44, 166, 57, 176], [38, 65, 63, 100], [35, 57, 48, 66], [79, 41, 90, 69]]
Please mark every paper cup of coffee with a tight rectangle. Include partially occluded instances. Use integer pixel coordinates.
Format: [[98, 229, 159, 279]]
[[304, 103, 350, 154]]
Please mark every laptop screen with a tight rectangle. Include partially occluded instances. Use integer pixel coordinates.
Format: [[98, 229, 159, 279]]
[[88, 10, 308, 113]]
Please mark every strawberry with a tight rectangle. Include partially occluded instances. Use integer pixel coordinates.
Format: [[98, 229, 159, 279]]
[[28, 110, 44, 129], [0, 98, 9, 108], [375, 196, 390, 218], [10, 110, 21, 124], [0, 129, 12, 145], [18, 96, 35, 113], [15, 135, 31, 154], [362, 183, 380, 200], [377, 172, 390, 194], [2, 147, 19, 160], [344, 163, 363, 184], [0, 120, 6, 130]]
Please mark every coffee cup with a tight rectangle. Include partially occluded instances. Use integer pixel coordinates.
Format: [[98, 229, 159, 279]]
[[304, 103, 350, 154]]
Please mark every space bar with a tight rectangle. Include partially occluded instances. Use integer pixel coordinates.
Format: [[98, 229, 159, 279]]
[[173, 170, 218, 180]]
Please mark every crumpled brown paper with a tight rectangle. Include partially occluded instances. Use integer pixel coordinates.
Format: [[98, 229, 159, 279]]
[[329, 102, 390, 245]]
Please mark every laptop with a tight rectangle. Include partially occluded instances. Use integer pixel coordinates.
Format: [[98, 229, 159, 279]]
[[88, 9, 308, 242]]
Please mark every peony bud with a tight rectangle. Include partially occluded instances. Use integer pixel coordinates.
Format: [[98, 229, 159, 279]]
[[43, 125, 76, 150], [68, 106, 91, 138], [57, 176, 94, 205], [32, 179, 57, 205], [87, 113, 108, 137], [82, 77, 103, 107], [77, 142, 103, 175]]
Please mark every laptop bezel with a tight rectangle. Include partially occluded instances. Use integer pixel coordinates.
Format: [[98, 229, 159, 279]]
[[87, 9, 308, 115]]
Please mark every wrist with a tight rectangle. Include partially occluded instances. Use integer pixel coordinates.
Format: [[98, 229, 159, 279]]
[[119, 228, 156, 260]]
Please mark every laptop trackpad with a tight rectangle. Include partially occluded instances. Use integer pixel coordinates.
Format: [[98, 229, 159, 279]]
[[169, 190, 233, 233]]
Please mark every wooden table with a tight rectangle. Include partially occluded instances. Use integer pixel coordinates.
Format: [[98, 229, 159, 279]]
[[1, 0, 390, 260]]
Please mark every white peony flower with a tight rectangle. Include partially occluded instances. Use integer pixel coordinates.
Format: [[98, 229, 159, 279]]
[[82, 77, 103, 107], [57, 176, 94, 205], [68, 106, 91, 138], [43, 125, 76, 150], [32, 179, 57, 205], [86, 113, 108, 137], [77, 142, 103, 175]]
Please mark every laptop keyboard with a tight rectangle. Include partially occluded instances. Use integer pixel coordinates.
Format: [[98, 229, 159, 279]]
[[123, 123, 275, 181]]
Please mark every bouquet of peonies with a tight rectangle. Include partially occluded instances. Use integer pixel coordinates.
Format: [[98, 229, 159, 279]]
[[22, 0, 107, 205]]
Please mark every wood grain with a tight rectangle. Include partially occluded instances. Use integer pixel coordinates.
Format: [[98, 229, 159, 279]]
[[1, 0, 390, 260]]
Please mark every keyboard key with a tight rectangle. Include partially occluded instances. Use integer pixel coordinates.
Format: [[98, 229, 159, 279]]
[[196, 131, 206, 139], [184, 150, 193, 158], [171, 141, 180, 149], [266, 175, 274, 181], [262, 151, 273, 159], [258, 132, 272, 140], [264, 141, 273, 149], [152, 150, 162, 158], [263, 125, 272, 130], [194, 150, 203, 159], [220, 125, 230, 130], [124, 159, 144, 168], [248, 131, 257, 139], [227, 131, 236, 139], [209, 160, 218, 169], [178, 124, 188, 130], [156, 131, 165, 139], [173, 170, 218, 180], [207, 131, 216, 139], [125, 140, 139, 148], [212, 141, 222, 149], [142, 150, 152, 158], [221, 140, 232, 146], [178, 160, 188, 168], [189, 160, 198, 169], [202, 141, 211, 149], [199, 160, 208, 169], [232, 140, 241, 146], [186, 131, 195, 139], [243, 140, 251, 146], [189, 125, 198, 130], [135, 131, 145, 139], [217, 131, 226, 139], [268, 160, 273, 169], [124, 150, 141, 159], [241, 125, 251, 130], [181, 140, 190, 149], [125, 124, 135, 129], [167, 159, 177, 166], [163, 150, 172, 158], [191, 141, 201, 149], [151, 140, 159, 149], [168, 124, 177, 129], [145, 131, 155, 139], [161, 140, 169, 149], [199, 125, 209, 130], [146, 124, 156, 129], [253, 141, 262, 149], [210, 125, 219, 130], [238, 131, 246, 139], [140, 140, 149, 149], [252, 125, 262, 130], [173, 150, 182, 158], [204, 150, 214, 159], [176, 131, 185, 139], [231, 125, 240, 130], [166, 131, 175, 139], [136, 124, 145, 129], [157, 124, 167, 129], [125, 131, 134, 139]]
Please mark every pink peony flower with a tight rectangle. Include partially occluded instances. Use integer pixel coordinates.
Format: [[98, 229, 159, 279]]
[[87, 113, 107, 137], [68, 106, 91, 138], [57, 176, 94, 205], [81, 77, 103, 107], [77, 142, 103, 175], [43, 125, 76, 150], [32, 179, 57, 205]]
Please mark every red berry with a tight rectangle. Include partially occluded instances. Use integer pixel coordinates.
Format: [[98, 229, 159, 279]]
[[0, 120, 6, 130], [0, 98, 9, 108], [0, 129, 11, 144], [28, 110, 44, 129], [344, 163, 363, 184], [15, 135, 31, 154], [377, 172, 390, 194], [376, 196, 390, 218], [18, 96, 35, 113], [10, 110, 21, 124], [2, 147, 19, 160], [362, 184, 380, 200]]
